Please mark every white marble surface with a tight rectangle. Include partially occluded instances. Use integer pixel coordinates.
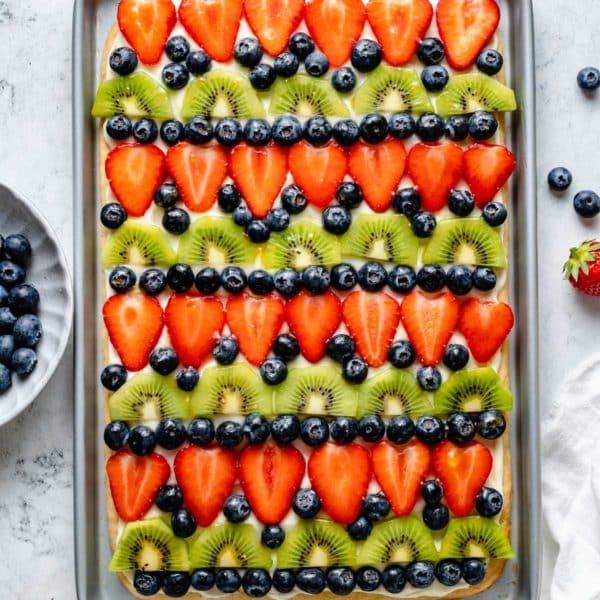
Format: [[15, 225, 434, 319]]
[[0, 0, 596, 596]]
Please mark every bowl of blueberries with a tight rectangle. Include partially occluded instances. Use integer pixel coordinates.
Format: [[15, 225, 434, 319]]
[[0, 184, 72, 426]]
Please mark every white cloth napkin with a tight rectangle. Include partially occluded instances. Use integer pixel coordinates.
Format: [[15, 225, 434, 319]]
[[542, 356, 600, 599]]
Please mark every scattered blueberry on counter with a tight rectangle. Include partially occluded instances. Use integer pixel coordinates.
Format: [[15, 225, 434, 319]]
[[577, 66, 600, 91]]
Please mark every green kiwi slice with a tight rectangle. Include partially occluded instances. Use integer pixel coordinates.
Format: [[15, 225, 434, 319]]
[[358, 370, 433, 418], [262, 221, 341, 270], [274, 366, 357, 416], [439, 517, 514, 559], [190, 364, 273, 416], [92, 73, 173, 119], [352, 66, 434, 115], [102, 221, 176, 268], [356, 517, 438, 565], [109, 519, 190, 572], [189, 523, 272, 568], [341, 215, 419, 265], [435, 74, 517, 118], [181, 70, 266, 120], [268, 75, 350, 117], [422, 218, 506, 268], [177, 217, 257, 267], [109, 373, 190, 422], [433, 368, 513, 415], [277, 520, 356, 568]]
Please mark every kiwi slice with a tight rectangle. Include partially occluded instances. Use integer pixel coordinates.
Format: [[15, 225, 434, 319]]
[[268, 75, 350, 117], [177, 217, 257, 267], [109, 373, 190, 422], [341, 215, 419, 265], [181, 69, 266, 120], [357, 517, 438, 566], [433, 368, 513, 416], [189, 523, 272, 568], [92, 73, 173, 119], [102, 221, 176, 268], [422, 218, 506, 268], [436, 74, 517, 118], [352, 67, 434, 115], [274, 366, 357, 416], [190, 364, 273, 416], [358, 369, 433, 418], [439, 517, 514, 559], [262, 221, 341, 270], [109, 519, 190, 572], [277, 520, 356, 569]]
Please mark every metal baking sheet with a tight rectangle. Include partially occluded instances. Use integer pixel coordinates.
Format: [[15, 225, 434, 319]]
[[72, 1, 540, 597]]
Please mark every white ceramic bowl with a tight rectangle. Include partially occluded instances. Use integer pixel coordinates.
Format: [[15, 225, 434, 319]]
[[0, 184, 73, 426]]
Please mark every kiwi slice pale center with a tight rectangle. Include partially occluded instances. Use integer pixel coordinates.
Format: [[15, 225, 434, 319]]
[[455, 244, 478, 265], [137, 543, 166, 571], [389, 544, 416, 564], [465, 540, 488, 558], [219, 547, 244, 567], [217, 386, 247, 414], [307, 547, 332, 567]]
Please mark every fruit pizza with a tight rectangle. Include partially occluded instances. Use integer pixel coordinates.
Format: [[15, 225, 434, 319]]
[[92, 0, 517, 597]]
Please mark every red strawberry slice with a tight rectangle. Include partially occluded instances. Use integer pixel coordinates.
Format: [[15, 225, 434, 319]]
[[342, 291, 400, 368], [229, 143, 288, 218], [463, 144, 516, 207], [348, 139, 407, 212], [239, 442, 305, 524], [436, 0, 500, 71], [308, 442, 372, 524], [244, 0, 305, 56], [166, 142, 227, 213], [400, 290, 460, 366], [366, 0, 433, 66], [105, 144, 165, 218], [372, 440, 432, 516], [433, 440, 493, 517], [226, 293, 286, 366], [459, 298, 514, 363], [103, 293, 164, 371], [289, 141, 347, 209], [285, 290, 342, 362], [118, 0, 177, 65], [107, 450, 170, 522], [179, 0, 243, 62], [165, 294, 225, 368], [174, 445, 237, 527], [407, 142, 463, 213], [305, 0, 366, 67]]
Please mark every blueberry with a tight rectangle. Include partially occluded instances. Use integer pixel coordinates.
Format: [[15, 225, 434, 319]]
[[154, 183, 180, 208], [388, 340, 416, 368], [417, 366, 442, 391], [478, 409, 506, 439], [0, 363, 11, 392], [171, 508, 197, 538], [220, 266, 247, 293], [415, 416, 445, 445], [215, 118, 243, 146], [186, 50, 212, 75], [281, 184, 308, 214], [162, 62, 190, 89], [445, 115, 469, 141], [305, 51, 329, 76], [260, 357, 288, 384], [327, 567, 356, 594], [261, 525, 285, 548], [244, 119, 272, 146], [448, 189, 475, 216], [273, 569, 296, 593], [422, 479, 443, 504], [323, 206, 352, 235], [406, 561, 435, 588], [149, 347, 179, 375], [381, 565, 406, 593], [297, 568, 327, 594], [330, 416, 358, 444], [13, 314, 42, 347], [468, 111, 498, 140], [351, 39, 382, 72], [162, 207, 190, 234], [101, 364, 128, 391], [6, 284, 39, 316], [476, 486, 504, 517], [389, 113, 416, 139], [242, 413, 270, 444], [160, 120, 186, 146], [187, 417, 214, 445], [331, 263, 358, 291], [248, 269, 275, 295], [392, 188, 421, 217], [417, 264, 446, 292], [224, 494, 252, 523], [0, 307, 16, 333], [293, 488, 322, 517], [300, 416, 329, 447], [332, 67, 357, 92], [359, 113, 388, 143], [103, 420, 129, 450], [443, 343, 470, 371], [0, 260, 26, 288], [106, 114, 132, 140], [109, 46, 138, 75], [234, 37, 264, 67], [388, 265, 417, 294], [332, 119, 360, 146], [156, 418, 187, 450], [233, 205, 253, 227], [304, 116, 332, 145], [325, 334, 355, 363], [216, 569, 242, 593], [577, 66, 600, 90], [273, 268, 302, 297], [362, 493, 390, 521], [274, 52, 299, 77], [477, 48, 503, 75], [336, 182, 363, 209], [416, 113, 446, 141], [10, 346, 36, 376], [270, 414, 301, 444], [191, 569, 216, 591], [163, 571, 191, 596], [272, 116, 303, 145], [356, 567, 381, 592], [357, 262, 387, 291], [447, 412, 476, 444], [387, 415, 414, 444], [185, 117, 213, 143], [574, 190, 600, 217], [421, 65, 449, 91], [215, 420, 243, 448], [446, 265, 473, 295], [166, 36, 190, 62], [249, 64, 276, 90], [133, 571, 162, 596], [411, 211, 437, 237], [166, 263, 194, 293], [435, 559, 462, 586], [128, 425, 156, 455], [548, 166, 573, 191], [247, 220, 271, 243], [482, 201, 507, 226], [133, 118, 158, 143], [417, 37, 444, 65], [100, 203, 127, 229], [289, 32, 315, 59], [155, 485, 184, 512], [302, 265, 330, 294], [137, 269, 167, 299], [462, 559, 486, 585], [472, 266, 497, 291], [343, 356, 368, 384], [0, 285, 8, 307], [265, 208, 290, 232], [273, 333, 300, 361], [243, 569, 272, 597], [195, 267, 221, 294]]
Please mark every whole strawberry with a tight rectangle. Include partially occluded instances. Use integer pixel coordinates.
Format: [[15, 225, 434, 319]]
[[563, 240, 600, 296]]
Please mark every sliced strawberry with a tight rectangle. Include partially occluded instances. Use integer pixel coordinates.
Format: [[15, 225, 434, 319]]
[[305, 0, 366, 67], [372, 440, 432, 516], [308, 442, 372, 524], [400, 290, 460, 366], [107, 450, 170, 522], [179, 0, 243, 62], [463, 144, 516, 207], [118, 0, 177, 65], [285, 290, 342, 362], [459, 298, 514, 363], [407, 142, 463, 213], [289, 141, 347, 209], [229, 143, 288, 218], [174, 445, 237, 527], [239, 442, 305, 524], [166, 142, 227, 213], [434, 440, 493, 517], [348, 139, 406, 212], [244, 0, 304, 56], [436, 0, 500, 71], [165, 294, 225, 368], [342, 291, 400, 368], [366, 0, 433, 66], [226, 294, 286, 366], [103, 293, 164, 371]]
